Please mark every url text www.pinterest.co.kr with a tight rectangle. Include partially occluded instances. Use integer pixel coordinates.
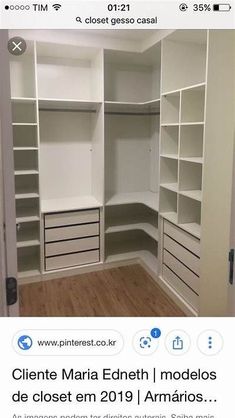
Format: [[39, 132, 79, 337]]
[[13, 330, 123, 356]]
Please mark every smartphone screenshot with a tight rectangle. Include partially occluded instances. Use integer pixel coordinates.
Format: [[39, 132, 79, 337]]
[[0, 1, 234, 417]]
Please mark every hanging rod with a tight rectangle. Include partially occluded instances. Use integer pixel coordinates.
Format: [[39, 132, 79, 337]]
[[105, 111, 160, 116], [39, 108, 97, 113]]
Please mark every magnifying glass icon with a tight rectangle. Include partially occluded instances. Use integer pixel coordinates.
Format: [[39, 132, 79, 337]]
[[76, 16, 82, 23]]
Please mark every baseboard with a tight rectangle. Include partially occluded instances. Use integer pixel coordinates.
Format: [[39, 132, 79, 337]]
[[18, 258, 139, 285]]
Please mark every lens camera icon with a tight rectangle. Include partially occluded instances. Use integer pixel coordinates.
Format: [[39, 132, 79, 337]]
[[140, 336, 151, 348], [133, 329, 160, 355]]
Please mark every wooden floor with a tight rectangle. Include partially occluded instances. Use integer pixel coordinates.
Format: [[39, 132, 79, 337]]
[[19, 264, 185, 317]]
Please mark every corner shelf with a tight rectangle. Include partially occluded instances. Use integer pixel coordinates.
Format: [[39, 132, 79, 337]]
[[104, 99, 160, 114], [106, 192, 159, 213], [106, 223, 158, 242]]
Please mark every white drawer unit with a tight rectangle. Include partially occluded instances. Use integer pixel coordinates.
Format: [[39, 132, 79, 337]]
[[163, 250, 199, 294], [45, 209, 99, 228], [45, 236, 99, 257], [164, 234, 200, 276], [162, 220, 200, 310], [163, 265, 199, 311], [44, 208, 100, 271], [164, 221, 200, 257], [46, 250, 100, 271], [45, 223, 99, 242]]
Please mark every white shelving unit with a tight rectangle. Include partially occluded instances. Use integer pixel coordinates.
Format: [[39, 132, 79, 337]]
[[159, 32, 206, 239], [10, 41, 41, 278], [7, 29, 234, 318], [104, 44, 161, 268], [37, 42, 104, 220]]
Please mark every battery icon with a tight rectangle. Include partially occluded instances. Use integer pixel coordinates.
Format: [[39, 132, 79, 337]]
[[213, 4, 232, 11]]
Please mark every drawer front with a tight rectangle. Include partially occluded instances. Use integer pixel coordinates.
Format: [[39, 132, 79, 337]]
[[163, 265, 199, 311], [164, 220, 200, 257], [45, 223, 99, 243], [45, 209, 99, 228], [45, 236, 99, 257], [164, 234, 200, 276], [46, 250, 100, 271], [164, 250, 199, 294]]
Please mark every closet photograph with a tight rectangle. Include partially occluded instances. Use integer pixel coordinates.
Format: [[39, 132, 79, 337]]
[[1, 29, 234, 317]]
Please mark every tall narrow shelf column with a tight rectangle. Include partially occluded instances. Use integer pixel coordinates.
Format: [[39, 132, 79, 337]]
[[159, 30, 207, 314], [10, 42, 41, 278], [104, 44, 161, 272]]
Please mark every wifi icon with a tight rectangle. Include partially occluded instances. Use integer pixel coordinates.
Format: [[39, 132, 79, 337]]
[[52, 4, 62, 11]]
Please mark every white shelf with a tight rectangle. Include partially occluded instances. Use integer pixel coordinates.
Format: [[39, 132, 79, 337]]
[[15, 170, 39, 176], [181, 122, 204, 126], [180, 157, 203, 164], [178, 222, 201, 239], [106, 223, 158, 242], [160, 183, 178, 193], [39, 99, 102, 112], [105, 99, 160, 114], [12, 123, 37, 126], [41, 196, 102, 213], [180, 190, 202, 202], [161, 123, 180, 127], [16, 216, 40, 223], [15, 193, 39, 199], [12, 97, 36, 103], [14, 147, 38, 152], [160, 154, 178, 160], [160, 211, 178, 224], [106, 192, 159, 212], [161, 82, 206, 97], [17, 240, 40, 248]]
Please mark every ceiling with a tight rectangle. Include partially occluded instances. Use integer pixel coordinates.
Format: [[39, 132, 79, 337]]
[[66, 29, 158, 41]]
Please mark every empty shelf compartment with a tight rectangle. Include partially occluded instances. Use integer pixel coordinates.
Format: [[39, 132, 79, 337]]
[[161, 92, 180, 124], [181, 85, 205, 123]]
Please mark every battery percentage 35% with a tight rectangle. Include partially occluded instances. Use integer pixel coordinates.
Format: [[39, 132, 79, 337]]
[[193, 3, 212, 11]]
